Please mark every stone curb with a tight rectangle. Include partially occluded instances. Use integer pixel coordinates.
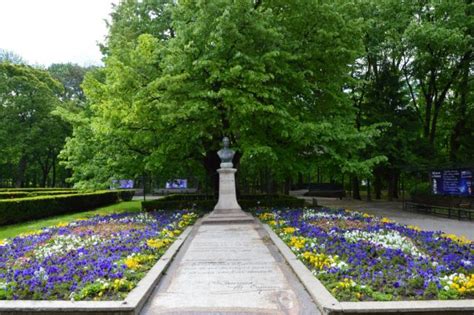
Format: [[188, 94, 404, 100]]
[[262, 223, 474, 315], [262, 224, 342, 314], [0, 222, 197, 315]]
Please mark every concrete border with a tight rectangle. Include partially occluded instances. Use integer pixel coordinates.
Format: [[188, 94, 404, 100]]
[[262, 223, 474, 315], [0, 222, 197, 315]]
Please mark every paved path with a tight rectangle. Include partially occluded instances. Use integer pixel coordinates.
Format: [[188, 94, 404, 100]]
[[306, 197, 474, 240], [141, 221, 319, 315]]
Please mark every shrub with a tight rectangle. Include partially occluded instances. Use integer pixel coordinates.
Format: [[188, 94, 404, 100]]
[[0, 190, 130, 226], [409, 182, 432, 197], [117, 189, 135, 201], [0, 190, 80, 200], [0, 188, 74, 192], [141, 194, 305, 212], [0, 192, 31, 199]]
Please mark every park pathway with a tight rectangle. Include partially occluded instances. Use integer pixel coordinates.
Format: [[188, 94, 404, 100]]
[[140, 219, 319, 315]]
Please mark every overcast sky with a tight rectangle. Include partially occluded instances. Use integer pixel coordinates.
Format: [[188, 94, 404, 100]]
[[0, 0, 118, 66]]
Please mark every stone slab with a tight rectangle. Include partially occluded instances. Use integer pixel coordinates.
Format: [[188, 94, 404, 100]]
[[0, 225, 195, 315], [263, 223, 474, 315], [141, 223, 320, 314]]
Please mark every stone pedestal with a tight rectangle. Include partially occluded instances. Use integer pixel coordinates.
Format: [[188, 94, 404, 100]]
[[214, 168, 241, 211], [203, 168, 253, 224]]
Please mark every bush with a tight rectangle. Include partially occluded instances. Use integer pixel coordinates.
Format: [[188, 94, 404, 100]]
[[0, 190, 128, 226], [0, 190, 80, 200], [0, 188, 74, 192], [141, 194, 305, 212], [0, 192, 30, 199], [118, 189, 135, 201], [409, 182, 432, 197]]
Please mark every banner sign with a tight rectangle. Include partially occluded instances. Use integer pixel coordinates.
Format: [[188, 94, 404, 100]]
[[111, 179, 134, 189], [165, 179, 187, 189], [430, 169, 473, 196]]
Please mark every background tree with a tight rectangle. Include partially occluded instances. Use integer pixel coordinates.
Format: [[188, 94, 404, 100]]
[[0, 63, 63, 187]]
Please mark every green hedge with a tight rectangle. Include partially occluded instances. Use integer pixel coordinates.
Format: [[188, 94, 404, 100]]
[[0, 190, 135, 226], [0, 188, 75, 192], [0, 190, 80, 200], [0, 192, 31, 199], [142, 194, 305, 212]]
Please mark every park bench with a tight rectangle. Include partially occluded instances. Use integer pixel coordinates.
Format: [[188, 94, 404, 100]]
[[153, 188, 198, 195], [303, 183, 346, 199], [404, 201, 474, 221]]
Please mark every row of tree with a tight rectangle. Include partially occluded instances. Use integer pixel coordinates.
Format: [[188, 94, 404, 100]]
[[1, 0, 472, 197], [0, 49, 90, 187]]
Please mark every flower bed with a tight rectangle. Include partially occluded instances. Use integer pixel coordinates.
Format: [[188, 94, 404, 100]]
[[257, 208, 473, 302], [0, 210, 198, 301]]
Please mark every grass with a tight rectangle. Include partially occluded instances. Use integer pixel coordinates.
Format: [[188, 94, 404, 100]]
[[0, 200, 142, 239]]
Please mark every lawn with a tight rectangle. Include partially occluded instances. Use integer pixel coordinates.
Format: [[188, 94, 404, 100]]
[[0, 209, 198, 300], [0, 201, 142, 239], [257, 208, 473, 302]]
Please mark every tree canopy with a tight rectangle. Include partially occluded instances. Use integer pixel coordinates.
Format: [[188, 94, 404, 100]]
[[62, 0, 385, 190]]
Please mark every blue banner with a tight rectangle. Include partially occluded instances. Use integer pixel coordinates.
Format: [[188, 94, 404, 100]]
[[431, 169, 473, 196]]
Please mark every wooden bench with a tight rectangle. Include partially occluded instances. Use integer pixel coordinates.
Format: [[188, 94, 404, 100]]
[[404, 201, 474, 221], [303, 183, 346, 199]]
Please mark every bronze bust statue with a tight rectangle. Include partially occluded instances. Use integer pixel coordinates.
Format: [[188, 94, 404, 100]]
[[217, 137, 235, 168]]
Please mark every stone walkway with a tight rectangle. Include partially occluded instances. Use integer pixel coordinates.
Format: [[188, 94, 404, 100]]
[[141, 220, 319, 315]]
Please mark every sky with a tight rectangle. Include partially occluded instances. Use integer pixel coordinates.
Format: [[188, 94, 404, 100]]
[[0, 0, 118, 66]]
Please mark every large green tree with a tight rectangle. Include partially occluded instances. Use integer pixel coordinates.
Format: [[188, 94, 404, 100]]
[[62, 0, 385, 190]]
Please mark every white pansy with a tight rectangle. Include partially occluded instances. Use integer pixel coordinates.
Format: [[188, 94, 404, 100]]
[[343, 229, 426, 257], [33, 234, 103, 260], [302, 210, 351, 220]]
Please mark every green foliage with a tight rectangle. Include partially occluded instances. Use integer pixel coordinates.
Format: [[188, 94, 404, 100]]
[[61, 0, 385, 189], [0, 62, 70, 187], [0, 192, 30, 199], [0, 190, 133, 225], [0, 188, 75, 192], [0, 190, 80, 199]]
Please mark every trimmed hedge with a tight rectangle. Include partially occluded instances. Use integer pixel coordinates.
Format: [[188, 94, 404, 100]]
[[0, 190, 80, 200], [0, 188, 75, 192], [0, 190, 135, 226], [0, 192, 31, 199], [142, 194, 305, 212]]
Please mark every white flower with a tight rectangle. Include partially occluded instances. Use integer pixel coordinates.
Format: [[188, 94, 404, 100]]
[[343, 229, 426, 258]]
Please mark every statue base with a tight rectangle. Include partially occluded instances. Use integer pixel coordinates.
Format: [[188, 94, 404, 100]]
[[213, 168, 241, 211], [203, 168, 254, 224]]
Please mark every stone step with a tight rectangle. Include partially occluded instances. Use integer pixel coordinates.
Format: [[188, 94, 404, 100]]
[[202, 211, 255, 225]]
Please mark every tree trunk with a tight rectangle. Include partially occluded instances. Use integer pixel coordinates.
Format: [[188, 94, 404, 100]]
[[15, 156, 28, 188], [298, 173, 304, 189], [202, 150, 220, 196], [366, 178, 372, 201], [284, 177, 291, 195], [352, 176, 361, 200], [52, 156, 57, 187], [387, 169, 400, 200], [450, 52, 470, 161], [374, 168, 382, 200]]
